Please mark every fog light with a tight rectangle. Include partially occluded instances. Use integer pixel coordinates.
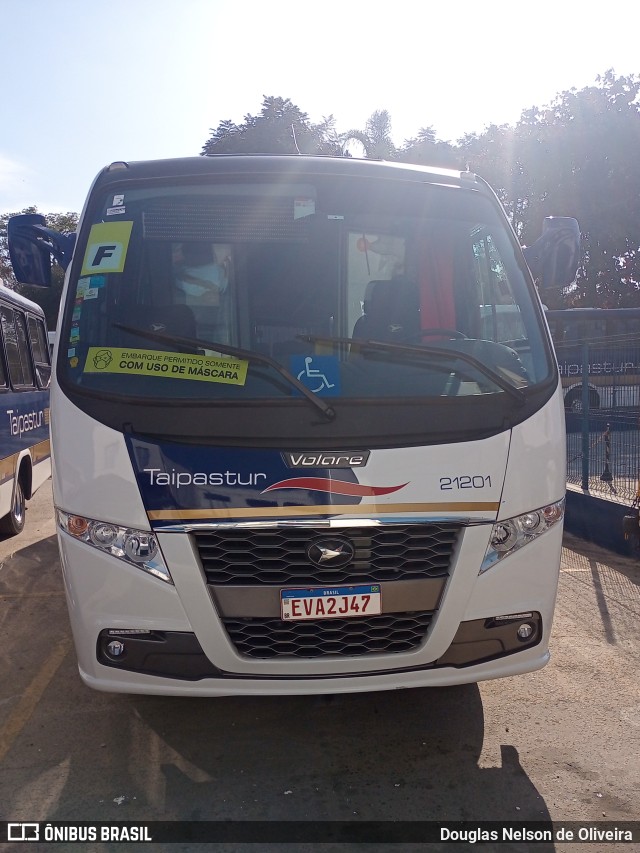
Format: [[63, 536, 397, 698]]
[[106, 640, 125, 657], [517, 623, 534, 641]]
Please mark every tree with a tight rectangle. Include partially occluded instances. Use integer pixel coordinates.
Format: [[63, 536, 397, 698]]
[[459, 71, 640, 307], [201, 96, 343, 156], [341, 109, 397, 159], [399, 126, 458, 168], [0, 209, 78, 329]]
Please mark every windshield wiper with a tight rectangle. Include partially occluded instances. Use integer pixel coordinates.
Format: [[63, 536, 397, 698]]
[[112, 324, 336, 421], [300, 334, 526, 404]]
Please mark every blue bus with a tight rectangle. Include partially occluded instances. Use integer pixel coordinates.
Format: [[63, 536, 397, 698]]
[[0, 285, 51, 534], [545, 307, 640, 411]]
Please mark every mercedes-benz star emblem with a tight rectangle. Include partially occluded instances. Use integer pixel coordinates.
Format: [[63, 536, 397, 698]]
[[307, 538, 355, 568]]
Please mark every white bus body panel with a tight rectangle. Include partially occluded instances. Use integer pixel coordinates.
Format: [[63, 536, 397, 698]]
[[53, 387, 566, 695]]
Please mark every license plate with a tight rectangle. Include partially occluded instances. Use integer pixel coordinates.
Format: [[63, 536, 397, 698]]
[[280, 584, 381, 621]]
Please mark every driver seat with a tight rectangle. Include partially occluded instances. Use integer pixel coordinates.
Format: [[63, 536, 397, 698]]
[[352, 278, 420, 342]]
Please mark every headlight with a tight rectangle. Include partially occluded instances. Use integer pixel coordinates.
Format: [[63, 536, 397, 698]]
[[56, 510, 172, 583], [480, 498, 565, 573]]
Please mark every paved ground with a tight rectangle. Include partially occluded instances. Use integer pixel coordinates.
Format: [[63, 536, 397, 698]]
[[0, 482, 638, 852]]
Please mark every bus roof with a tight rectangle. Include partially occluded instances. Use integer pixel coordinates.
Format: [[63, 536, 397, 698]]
[[91, 155, 490, 195], [0, 283, 46, 317]]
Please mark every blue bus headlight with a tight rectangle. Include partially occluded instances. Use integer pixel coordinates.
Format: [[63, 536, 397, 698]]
[[480, 499, 565, 573], [56, 510, 172, 583]]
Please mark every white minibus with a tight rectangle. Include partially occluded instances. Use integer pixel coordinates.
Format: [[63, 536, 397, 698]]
[[8, 156, 579, 694]]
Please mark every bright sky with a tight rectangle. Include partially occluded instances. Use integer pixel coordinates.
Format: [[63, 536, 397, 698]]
[[2, 0, 639, 213]]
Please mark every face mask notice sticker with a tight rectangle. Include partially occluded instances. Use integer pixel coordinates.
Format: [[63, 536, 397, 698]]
[[83, 346, 249, 386], [81, 221, 133, 275]]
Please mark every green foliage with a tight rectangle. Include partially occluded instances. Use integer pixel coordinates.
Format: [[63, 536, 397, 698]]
[[342, 110, 397, 159], [456, 71, 640, 307], [5, 73, 640, 311], [400, 126, 459, 168], [201, 95, 343, 156]]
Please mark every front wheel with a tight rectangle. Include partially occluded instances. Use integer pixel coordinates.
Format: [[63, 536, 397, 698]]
[[0, 479, 26, 536]]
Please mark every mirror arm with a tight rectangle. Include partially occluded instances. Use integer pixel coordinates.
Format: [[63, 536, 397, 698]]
[[30, 225, 76, 271]]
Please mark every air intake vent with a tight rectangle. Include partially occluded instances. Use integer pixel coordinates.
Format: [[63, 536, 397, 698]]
[[195, 523, 460, 586], [222, 611, 433, 658]]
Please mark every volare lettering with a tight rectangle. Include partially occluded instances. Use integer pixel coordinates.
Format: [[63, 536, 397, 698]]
[[144, 468, 267, 488], [285, 451, 369, 468]]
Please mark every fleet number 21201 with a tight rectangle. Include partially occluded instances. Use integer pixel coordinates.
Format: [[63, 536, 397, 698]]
[[440, 475, 492, 490]]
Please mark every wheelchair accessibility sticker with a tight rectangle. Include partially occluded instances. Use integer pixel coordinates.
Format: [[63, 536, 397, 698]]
[[291, 355, 340, 396]]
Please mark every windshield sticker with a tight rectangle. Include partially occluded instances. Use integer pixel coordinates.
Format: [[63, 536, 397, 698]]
[[106, 206, 126, 216], [290, 355, 340, 396], [83, 347, 249, 386], [76, 277, 90, 297], [294, 197, 315, 220], [80, 221, 134, 275]]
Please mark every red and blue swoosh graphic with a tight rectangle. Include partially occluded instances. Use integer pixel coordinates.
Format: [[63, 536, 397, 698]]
[[262, 478, 408, 497]]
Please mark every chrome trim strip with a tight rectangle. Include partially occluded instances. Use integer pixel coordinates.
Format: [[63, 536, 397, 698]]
[[156, 516, 491, 533]]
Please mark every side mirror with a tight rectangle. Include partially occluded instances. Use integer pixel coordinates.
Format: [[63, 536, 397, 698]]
[[7, 214, 76, 286], [522, 216, 580, 291], [8, 214, 52, 286]]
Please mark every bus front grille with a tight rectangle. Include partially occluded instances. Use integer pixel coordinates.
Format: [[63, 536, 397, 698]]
[[221, 611, 433, 658], [194, 523, 460, 586]]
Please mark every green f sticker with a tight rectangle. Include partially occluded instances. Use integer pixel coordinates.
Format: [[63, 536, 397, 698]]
[[81, 221, 134, 275]]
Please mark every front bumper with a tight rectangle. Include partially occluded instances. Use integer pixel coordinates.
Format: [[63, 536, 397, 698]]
[[57, 520, 562, 695]]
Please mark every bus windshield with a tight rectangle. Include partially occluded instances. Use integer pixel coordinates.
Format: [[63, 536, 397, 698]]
[[59, 168, 554, 444]]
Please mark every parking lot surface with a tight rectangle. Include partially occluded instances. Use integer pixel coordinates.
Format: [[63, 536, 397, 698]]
[[0, 482, 639, 851]]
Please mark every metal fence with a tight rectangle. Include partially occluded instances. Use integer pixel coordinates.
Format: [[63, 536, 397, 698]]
[[566, 376, 640, 505]]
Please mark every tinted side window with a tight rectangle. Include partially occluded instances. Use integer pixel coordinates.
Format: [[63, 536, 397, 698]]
[[28, 315, 51, 388], [1, 306, 35, 388], [0, 341, 6, 388], [15, 311, 35, 388]]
